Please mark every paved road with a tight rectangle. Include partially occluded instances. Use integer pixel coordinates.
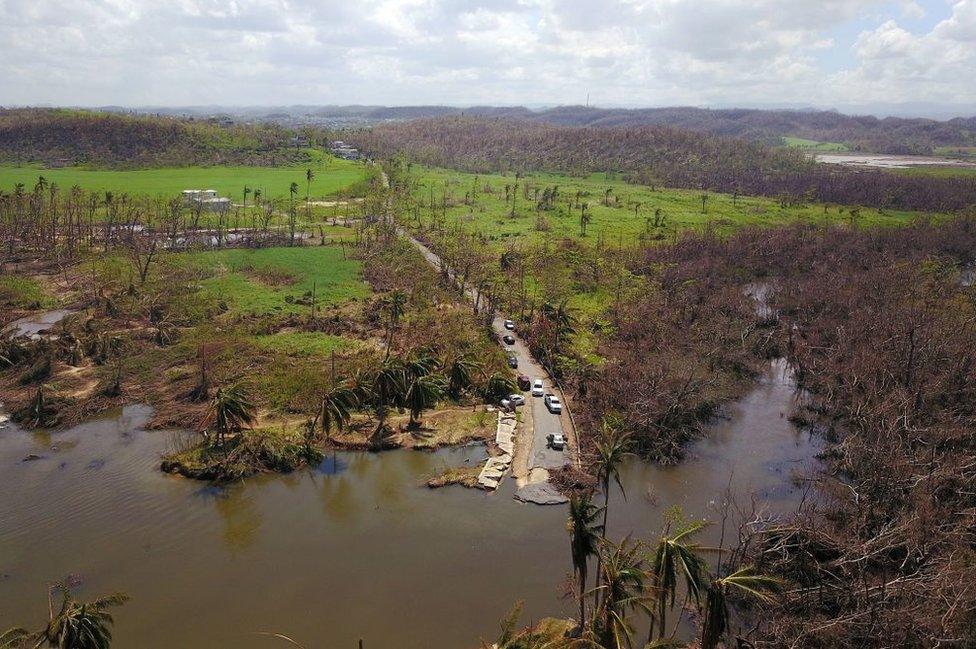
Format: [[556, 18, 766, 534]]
[[399, 229, 571, 475]]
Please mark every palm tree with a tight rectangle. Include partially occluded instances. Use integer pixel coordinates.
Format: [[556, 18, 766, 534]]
[[317, 383, 358, 441], [404, 373, 445, 427], [595, 537, 651, 649], [383, 290, 408, 360], [699, 566, 780, 649], [243, 185, 251, 210], [289, 181, 299, 208], [305, 169, 315, 203], [647, 519, 710, 643], [593, 421, 634, 609], [541, 299, 574, 353], [568, 494, 604, 628], [253, 188, 262, 206], [481, 371, 517, 403], [368, 360, 407, 450], [199, 383, 255, 448], [580, 202, 591, 236], [447, 353, 479, 399], [2, 583, 128, 649]]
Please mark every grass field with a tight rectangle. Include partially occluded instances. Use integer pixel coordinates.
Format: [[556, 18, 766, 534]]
[[177, 246, 369, 316], [408, 166, 926, 249], [782, 136, 849, 152], [0, 276, 58, 309], [894, 165, 976, 178], [253, 331, 365, 357], [934, 146, 976, 159], [0, 149, 364, 200]]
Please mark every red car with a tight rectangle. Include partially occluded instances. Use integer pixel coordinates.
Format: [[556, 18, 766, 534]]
[[517, 374, 531, 390]]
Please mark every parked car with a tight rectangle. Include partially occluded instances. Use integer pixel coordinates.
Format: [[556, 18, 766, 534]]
[[504, 319, 516, 330], [531, 379, 545, 397], [507, 353, 518, 368], [500, 394, 525, 409], [517, 374, 531, 390], [544, 393, 563, 414], [547, 433, 567, 450], [502, 334, 516, 345]]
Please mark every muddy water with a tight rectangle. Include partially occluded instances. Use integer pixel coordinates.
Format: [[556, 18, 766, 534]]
[[2, 309, 74, 338], [815, 152, 976, 169], [0, 360, 818, 648]]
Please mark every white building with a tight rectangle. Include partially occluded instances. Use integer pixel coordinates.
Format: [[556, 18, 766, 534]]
[[182, 189, 231, 211]]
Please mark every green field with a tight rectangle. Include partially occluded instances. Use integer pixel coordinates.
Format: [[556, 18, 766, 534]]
[[0, 149, 364, 200], [0, 276, 58, 309], [934, 146, 976, 159], [782, 136, 849, 152], [177, 246, 369, 316], [895, 164, 976, 178], [254, 331, 365, 357], [408, 166, 924, 249]]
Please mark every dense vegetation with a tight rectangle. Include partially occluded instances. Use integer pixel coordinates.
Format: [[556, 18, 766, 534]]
[[633, 218, 976, 646], [288, 104, 976, 155], [521, 106, 976, 156], [382, 153, 976, 646], [5, 108, 976, 647], [351, 118, 976, 212], [0, 108, 314, 168]]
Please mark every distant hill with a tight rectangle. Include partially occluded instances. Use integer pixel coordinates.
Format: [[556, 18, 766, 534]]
[[106, 104, 976, 155], [307, 105, 976, 155], [0, 108, 309, 168], [521, 106, 976, 155], [348, 116, 976, 212]]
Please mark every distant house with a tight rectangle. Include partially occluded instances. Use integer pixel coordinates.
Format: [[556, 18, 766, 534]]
[[330, 140, 361, 160], [289, 135, 310, 148], [182, 189, 231, 212]]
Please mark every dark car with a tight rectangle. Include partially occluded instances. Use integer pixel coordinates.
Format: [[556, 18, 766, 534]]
[[502, 334, 516, 345], [517, 374, 531, 390], [507, 353, 518, 368]]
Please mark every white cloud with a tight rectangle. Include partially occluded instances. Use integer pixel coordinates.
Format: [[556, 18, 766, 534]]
[[0, 0, 971, 108], [830, 0, 976, 103]]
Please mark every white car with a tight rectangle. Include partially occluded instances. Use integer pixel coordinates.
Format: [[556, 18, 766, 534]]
[[500, 394, 525, 409], [531, 379, 545, 397], [548, 433, 567, 450], [503, 319, 516, 330], [544, 393, 563, 414]]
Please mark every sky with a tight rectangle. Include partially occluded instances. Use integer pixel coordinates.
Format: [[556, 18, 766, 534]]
[[1, 0, 974, 114]]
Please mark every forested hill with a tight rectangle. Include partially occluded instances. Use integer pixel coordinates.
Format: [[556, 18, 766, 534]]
[[349, 117, 976, 213], [303, 104, 976, 154], [0, 108, 309, 168], [522, 106, 976, 155]]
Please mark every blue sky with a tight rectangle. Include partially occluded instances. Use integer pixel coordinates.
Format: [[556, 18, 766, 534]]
[[0, 1, 974, 115]]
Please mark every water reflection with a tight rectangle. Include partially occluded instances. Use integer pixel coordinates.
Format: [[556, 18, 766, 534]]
[[0, 361, 818, 649]]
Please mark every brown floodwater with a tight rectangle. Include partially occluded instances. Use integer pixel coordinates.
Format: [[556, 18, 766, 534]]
[[0, 359, 818, 648], [2, 309, 74, 338]]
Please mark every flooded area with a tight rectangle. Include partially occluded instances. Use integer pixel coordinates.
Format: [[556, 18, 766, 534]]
[[2, 309, 74, 338], [0, 360, 819, 648], [814, 152, 976, 170]]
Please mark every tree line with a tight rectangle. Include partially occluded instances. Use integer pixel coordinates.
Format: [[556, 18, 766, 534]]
[[348, 117, 976, 212], [0, 108, 312, 168]]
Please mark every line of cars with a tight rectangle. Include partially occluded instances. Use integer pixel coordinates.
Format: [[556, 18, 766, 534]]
[[498, 319, 567, 451]]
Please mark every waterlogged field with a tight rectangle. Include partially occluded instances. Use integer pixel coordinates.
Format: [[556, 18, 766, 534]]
[[0, 150, 364, 200], [410, 166, 926, 248]]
